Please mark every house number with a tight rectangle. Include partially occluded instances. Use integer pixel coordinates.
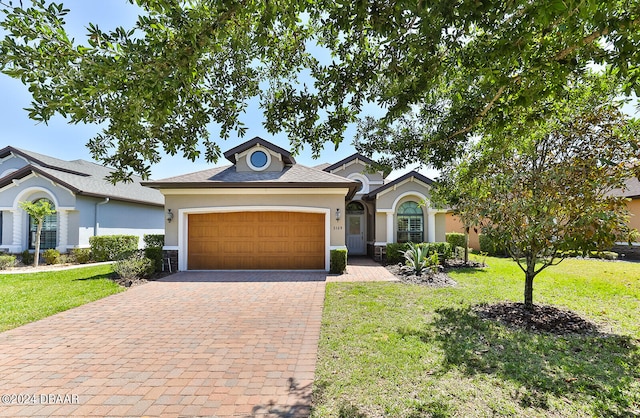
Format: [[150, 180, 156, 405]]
[[333, 226, 343, 230]]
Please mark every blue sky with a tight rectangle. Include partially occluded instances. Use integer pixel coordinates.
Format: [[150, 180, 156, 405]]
[[0, 1, 434, 181]]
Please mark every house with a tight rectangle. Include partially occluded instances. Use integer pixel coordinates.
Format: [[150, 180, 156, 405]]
[[0, 146, 165, 253], [143, 137, 447, 271], [611, 176, 640, 259]]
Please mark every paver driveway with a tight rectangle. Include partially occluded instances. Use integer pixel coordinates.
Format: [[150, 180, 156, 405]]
[[0, 271, 326, 417]]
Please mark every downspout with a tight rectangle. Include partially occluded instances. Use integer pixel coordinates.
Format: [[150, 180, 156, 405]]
[[94, 198, 110, 236]]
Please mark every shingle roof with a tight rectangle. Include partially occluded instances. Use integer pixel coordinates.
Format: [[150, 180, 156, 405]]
[[611, 177, 640, 199], [0, 146, 164, 206], [145, 163, 360, 196]]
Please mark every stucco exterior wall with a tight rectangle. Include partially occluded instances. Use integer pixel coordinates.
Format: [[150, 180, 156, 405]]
[[375, 179, 431, 210], [329, 162, 385, 183], [0, 155, 29, 177], [445, 213, 481, 250], [162, 189, 348, 248], [435, 213, 447, 242], [75, 196, 164, 248], [235, 146, 285, 173], [0, 175, 77, 209]]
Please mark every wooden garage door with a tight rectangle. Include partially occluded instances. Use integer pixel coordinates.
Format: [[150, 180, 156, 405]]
[[188, 212, 325, 270]]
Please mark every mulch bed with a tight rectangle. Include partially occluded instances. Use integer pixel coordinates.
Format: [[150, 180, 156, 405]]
[[473, 302, 601, 335], [384, 263, 458, 287]]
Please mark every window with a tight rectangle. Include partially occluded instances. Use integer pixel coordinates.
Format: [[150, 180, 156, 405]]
[[346, 201, 365, 214], [248, 150, 270, 171], [28, 199, 57, 250], [397, 201, 423, 243]]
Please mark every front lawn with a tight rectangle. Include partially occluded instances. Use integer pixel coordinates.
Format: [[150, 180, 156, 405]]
[[0, 265, 124, 332], [313, 257, 640, 417]]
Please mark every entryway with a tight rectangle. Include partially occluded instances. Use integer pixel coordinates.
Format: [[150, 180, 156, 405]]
[[346, 201, 366, 255]]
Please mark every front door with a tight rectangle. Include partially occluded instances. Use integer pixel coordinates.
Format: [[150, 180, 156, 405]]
[[346, 213, 365, 255]]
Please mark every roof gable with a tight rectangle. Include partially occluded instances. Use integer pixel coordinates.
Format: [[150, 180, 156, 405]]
[[0, 146, 163, 206], [223, 137, 296, 165], [364, 171, 435, 199], [322, 153, 389, 178]]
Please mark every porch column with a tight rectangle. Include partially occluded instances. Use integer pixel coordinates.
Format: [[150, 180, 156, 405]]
[[386, 211, 394, 244], [427, 209, 436, 243], [57, 209, 68, 252], [11, 209, 22, 250]]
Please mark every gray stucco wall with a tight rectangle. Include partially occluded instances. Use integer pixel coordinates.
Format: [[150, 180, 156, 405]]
[[75, 196, 164, 248], [0, 155, 29, 177], [235, 147, 285, 173], [329, 161, 385, 184]]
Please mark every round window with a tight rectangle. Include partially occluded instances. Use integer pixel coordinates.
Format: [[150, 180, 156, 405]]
[[249, 150, 269, 170]]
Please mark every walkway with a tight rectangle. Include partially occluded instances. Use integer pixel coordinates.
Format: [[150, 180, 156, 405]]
[[0, 272, 326, 417], [0, 259, 395, 417]]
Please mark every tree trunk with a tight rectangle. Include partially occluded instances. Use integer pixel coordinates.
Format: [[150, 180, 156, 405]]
[[34, 222, 42, 267], [524, 262, 536, 309], [464, 226, 469, 264]]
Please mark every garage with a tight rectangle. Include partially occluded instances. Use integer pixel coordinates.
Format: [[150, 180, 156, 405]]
[[187, 211, 325, 270]]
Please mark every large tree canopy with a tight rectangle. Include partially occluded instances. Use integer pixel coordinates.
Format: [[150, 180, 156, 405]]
[[1, 0, 639, 180], [434, 74, 640, 308]]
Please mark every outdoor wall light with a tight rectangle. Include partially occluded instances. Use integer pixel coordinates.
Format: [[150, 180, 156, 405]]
[[166, 209, 174, 223], [335, 208, 341, 221]]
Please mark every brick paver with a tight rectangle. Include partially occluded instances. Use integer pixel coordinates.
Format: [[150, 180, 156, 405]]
[[0, 271, 326, 417], [0, 259, 394, 417], [328, 256, 399, 282]]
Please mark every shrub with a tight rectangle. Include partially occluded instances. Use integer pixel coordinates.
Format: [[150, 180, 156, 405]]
[[113, 255, 155, 281], [89, 235, 139, 261], [386, 243, 409, 264], [71, 248, 92, 264], [446, 233, 466, 249], [0, 255, 16, 270], [419, 242, 453, 262], [330, 249, 348, 274], [20, 250, 33, 266], [42, 249, 60, 265], [143, 234, 164, 249], [402, 242, 428, 274], [144, 246, 164, 272], [479, 234, 505, 256]]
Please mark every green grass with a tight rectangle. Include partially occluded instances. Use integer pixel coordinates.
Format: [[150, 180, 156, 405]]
[[0, 265, 124, 332], [313, 256, 640, 417]]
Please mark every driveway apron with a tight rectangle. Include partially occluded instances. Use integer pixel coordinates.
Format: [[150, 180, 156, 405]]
[[0, 271, 326, 417]]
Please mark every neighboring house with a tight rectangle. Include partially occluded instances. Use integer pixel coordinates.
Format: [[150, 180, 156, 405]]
[[0, 146, 165, 253], [446, 176, 640, 255], [144, 137, 447, 271], [611, 176, 640, 259]]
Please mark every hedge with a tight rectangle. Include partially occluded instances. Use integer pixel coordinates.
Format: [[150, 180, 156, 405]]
[[143, 234, 164, 249], [89, 235, 139, 261], [446, 233, 466, 249], [330, 249, 348, 274]]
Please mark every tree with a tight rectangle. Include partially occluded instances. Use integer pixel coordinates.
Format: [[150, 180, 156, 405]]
[[437, 75, 640, 308], [19, 199, 56, 267], [2, 1, 640, 181]]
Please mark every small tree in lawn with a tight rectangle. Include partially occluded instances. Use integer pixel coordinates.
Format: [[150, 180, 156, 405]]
[[439, 74, 640, 309], [19, 200, 56, 267]]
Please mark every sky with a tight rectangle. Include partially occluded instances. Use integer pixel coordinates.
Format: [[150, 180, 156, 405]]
[[0, 1, 435, 181]]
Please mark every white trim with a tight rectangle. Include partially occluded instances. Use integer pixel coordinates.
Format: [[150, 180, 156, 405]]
[[376, 209, 394, 214], [374, 242, 388, 246], [386, 212, 394, 244], [615, 241, 640, 246], [160, 188, 350, 196], [329, 158, 385, 177], [389, 191, 429, 213], [178, 206, 331, 272], [246, 149, 272, 172], [346, 173, 370, 194], [329, 245, 348, 250], [375, 177, 432, 200], [162, 245, 179, 251]]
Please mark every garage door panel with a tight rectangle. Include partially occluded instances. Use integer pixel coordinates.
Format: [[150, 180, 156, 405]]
[[188, 211, 325, 270]]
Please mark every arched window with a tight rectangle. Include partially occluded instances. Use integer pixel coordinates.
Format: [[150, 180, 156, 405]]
[[397, 201, 423, 243], [346, 201, 365, 214], [28, 199, 57, 250]]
